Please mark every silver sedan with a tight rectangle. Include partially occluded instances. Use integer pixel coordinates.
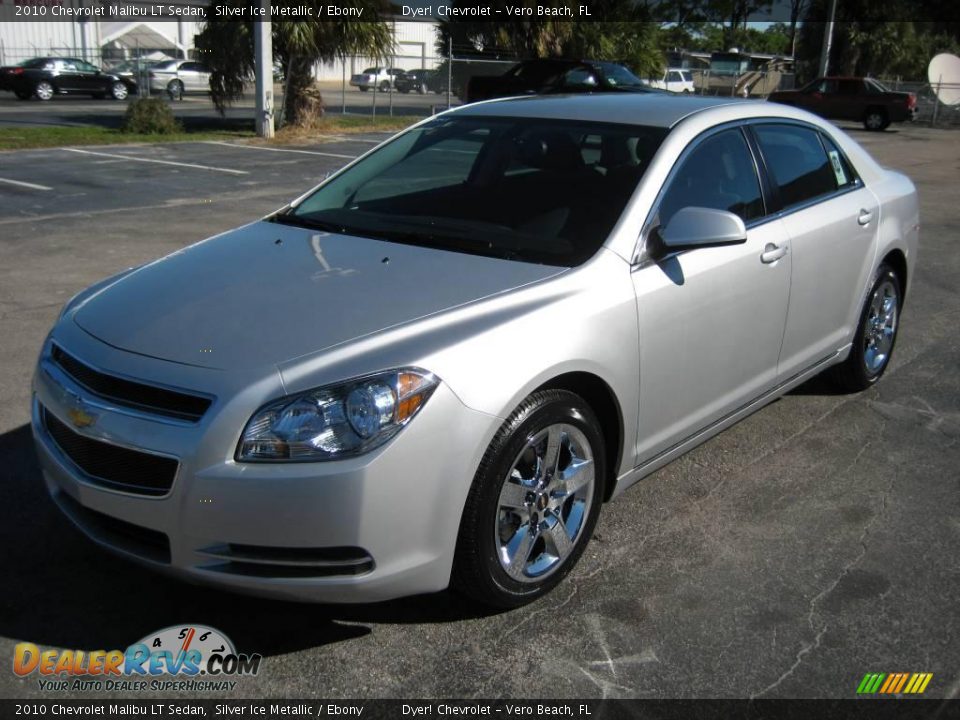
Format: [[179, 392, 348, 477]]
[[32, 94, 918, 608]]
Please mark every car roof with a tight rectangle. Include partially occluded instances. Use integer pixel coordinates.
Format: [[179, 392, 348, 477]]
[[453, 93, 748, 129]]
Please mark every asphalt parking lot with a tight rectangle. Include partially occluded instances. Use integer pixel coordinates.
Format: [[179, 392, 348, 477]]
[[0, 121, 958, 700]]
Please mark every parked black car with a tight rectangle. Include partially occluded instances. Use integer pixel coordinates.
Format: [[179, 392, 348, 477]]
[[465, 59, 657, 103], [395, 69, 443, 95], [0, 57, 136, 101]]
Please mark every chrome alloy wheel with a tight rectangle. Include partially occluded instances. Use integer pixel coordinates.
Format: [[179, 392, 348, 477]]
[[864, 278, 899, 374], [495, 424, 594, 582], [35, 81, 54, 101]]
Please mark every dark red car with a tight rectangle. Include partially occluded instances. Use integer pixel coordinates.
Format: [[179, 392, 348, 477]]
[[768, 77, 917, 131]]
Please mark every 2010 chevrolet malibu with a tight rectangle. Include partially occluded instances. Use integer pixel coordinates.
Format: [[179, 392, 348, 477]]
[[33, 94, 918, 608]]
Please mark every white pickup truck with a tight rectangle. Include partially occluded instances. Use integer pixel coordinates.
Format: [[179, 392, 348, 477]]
[[642, 68, 695, 93]]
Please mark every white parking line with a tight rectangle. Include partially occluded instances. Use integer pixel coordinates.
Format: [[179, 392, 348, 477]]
[[202, 141, 356, 159], [61, 147, 248, 175], [0, 177, 52, 191]]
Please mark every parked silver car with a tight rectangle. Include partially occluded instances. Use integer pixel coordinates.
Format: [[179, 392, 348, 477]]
[[349, 67, 403, 92], [147, 59, 211, 96], [32, 94, 918, 608]]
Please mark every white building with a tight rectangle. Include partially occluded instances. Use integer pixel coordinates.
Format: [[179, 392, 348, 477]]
[[0, 15, 439, 75], [310, 20, 442, 80]]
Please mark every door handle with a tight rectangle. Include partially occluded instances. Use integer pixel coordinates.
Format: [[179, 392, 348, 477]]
[[858, 209, 873, 226], [760, 243, 788, 264]]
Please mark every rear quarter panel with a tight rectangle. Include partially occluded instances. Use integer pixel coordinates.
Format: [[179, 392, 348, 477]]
[[869, 169, 920, 301]]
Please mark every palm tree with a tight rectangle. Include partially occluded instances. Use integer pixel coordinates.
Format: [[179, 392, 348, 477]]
[[198, 2, 393, 127]]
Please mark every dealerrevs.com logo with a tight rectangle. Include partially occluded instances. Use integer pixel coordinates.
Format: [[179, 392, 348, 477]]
[[13, 624, 262, 693]]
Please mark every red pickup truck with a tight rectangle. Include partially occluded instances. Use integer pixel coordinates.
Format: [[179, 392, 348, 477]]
[[768, 77, 917, 131]]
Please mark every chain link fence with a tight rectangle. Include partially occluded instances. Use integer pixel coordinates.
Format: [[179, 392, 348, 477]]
[[876, 77, 960, 127], [315, 52, 517, 119]]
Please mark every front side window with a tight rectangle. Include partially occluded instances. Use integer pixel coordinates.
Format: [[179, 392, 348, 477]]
[[285, 117, 666, 267], [754, 124, 837, 208], [657, 129, 764, 228]]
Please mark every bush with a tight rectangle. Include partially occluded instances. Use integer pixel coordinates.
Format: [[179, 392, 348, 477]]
[[121, 98, 183, 134]]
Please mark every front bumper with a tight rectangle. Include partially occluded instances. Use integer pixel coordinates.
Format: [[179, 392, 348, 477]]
[[31, 328, 497, 603]]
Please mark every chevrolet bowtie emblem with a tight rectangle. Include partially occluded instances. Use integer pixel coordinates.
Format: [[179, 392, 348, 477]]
[[63, 390, 97, 429], [67, 407, 96, 429]]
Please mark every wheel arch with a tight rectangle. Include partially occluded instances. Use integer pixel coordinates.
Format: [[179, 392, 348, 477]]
[[881, 247, 908, 299], [532, 371, 624, 503]]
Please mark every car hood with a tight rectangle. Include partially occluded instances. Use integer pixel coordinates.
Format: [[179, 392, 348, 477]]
[[72, 221, 564, 371]]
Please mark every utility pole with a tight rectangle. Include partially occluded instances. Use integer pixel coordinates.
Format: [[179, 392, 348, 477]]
[[818, 0, 837, 77], [254, 6, 274, 139]]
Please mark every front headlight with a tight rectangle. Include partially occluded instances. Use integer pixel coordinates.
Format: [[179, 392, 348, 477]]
[[236, 369, 438, 462]]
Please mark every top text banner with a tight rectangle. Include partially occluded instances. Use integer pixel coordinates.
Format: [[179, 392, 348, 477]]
[[0, 0, 950, 21], [1, 0, 611, 22]]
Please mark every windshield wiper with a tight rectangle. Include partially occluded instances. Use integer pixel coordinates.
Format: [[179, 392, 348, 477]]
[[267, 213, 347, 234]]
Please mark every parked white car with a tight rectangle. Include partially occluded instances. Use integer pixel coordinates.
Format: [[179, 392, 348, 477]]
[[644, 68, 696, 93]]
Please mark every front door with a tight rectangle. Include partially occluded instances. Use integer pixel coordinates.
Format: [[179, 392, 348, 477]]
[[631, 127, 792, 462]]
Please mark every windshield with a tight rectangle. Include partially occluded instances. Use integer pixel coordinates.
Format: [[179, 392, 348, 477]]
[[284, 116, 666, 267], [595, 62, 644, 87]]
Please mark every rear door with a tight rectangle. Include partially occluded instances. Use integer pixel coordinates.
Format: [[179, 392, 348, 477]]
[[751, 123, 878, 380], [52, 59, 83, 92], [834, 79, 866, 121], [631, 127, 791, 460]]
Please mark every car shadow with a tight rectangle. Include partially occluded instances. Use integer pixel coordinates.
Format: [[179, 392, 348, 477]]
[[0, 424, 492, 657]]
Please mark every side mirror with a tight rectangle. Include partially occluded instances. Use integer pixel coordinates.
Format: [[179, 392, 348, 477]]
[[660, 207, 747, 251]]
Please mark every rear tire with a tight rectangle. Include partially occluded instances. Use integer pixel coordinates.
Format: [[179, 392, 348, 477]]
[[452, 390, 605, 609], [863, 108, 889, 131], [379, 80, 391, 92], [358, 86, 368, 92], [166, 79, 183, 100], [829, 264, 902, 392]]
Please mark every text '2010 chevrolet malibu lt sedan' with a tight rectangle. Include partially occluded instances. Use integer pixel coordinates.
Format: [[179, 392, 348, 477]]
[[33, 94, 918, 608]]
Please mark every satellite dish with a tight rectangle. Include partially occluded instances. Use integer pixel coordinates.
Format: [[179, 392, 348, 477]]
[[928, 53, 960, 106]]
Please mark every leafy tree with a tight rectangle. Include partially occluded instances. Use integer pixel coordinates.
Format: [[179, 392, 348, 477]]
[[197, 0, 393, 127], [796, 0, 960, 82], [437, 5, 664, 85]]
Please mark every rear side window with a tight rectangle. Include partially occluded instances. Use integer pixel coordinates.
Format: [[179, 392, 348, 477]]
[[819, 134, 859, 190], [658, 129, 765, 227], [754, 125, 837, 209]]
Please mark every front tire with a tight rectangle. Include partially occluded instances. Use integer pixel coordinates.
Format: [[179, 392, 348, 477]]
[[452, 390, 605, 609], [110, 82, 129, 101], [35, 81, 54, 101], [379, 80, 391, 92], [830, 264, 902, 392]]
